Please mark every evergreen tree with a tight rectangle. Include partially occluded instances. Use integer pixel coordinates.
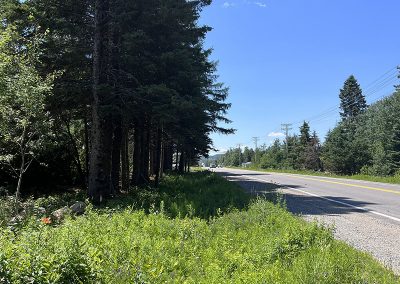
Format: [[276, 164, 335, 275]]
[[299, 121, 311, 146], [339, 75, 367, 120]]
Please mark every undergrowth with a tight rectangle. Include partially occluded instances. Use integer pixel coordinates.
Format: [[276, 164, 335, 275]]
[[0, 171, 398, 283]]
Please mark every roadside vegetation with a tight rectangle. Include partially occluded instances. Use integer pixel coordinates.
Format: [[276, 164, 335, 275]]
[[0, 171, 398, 283], [230, 166, 400, 185], [219, 76, 400, 183]]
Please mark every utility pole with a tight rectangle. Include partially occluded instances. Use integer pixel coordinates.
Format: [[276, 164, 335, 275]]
[[252, 137, 259, 164], [237, 144, 242, 166], [281, 123, 292, 156]]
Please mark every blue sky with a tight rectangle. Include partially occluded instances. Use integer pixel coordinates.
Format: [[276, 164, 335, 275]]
[[200, 0, 400, 154]]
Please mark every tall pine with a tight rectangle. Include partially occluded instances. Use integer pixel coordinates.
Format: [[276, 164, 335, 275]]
[[339, 75, 367, 120]]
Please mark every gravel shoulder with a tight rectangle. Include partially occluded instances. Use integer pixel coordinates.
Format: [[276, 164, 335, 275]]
[[216, 168, 400, 274]]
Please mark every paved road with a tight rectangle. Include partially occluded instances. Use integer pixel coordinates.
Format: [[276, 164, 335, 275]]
[[213, 167, 400, 273]]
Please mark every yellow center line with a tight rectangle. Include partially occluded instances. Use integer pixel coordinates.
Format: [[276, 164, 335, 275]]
[[282, 174, 400, 195]]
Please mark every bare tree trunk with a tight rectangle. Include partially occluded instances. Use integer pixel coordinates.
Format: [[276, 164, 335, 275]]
[[111, 118, 122, 194], [84, 110, 90, 183], [132, 124, 142, 185], [175, 147, 179, 171], [140, 121, 150, 184], [121, 123, 129, 192], [178, 151, 185, 173], [154, 126, 162, 187], [163, 141, 173, 171], [15, 151, 25, 202], [88, 0, 113, 203]]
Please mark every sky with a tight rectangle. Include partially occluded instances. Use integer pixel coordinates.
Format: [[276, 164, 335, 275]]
[[199, 0, 400, 154]]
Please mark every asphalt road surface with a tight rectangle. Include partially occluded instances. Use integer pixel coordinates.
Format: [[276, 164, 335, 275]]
[[213, 167, 400, 273]]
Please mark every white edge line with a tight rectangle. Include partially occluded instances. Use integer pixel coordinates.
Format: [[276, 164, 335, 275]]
[[245, 175, 400, 224]]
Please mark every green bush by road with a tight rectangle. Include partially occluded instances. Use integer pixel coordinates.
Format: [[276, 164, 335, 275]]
[[0, 172, 398, 283]]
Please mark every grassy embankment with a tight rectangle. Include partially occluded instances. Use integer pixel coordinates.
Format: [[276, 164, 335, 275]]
[[0, 171, 398, 283], [230, 166, 400, 184]]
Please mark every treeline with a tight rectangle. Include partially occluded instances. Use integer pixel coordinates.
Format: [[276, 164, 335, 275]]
[[219, 121, 322, 171], [220, 75, 400, 177], [0, 0, 232, 202]]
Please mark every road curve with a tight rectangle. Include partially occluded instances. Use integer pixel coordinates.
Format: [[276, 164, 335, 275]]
[[213, 167, 400, 273]]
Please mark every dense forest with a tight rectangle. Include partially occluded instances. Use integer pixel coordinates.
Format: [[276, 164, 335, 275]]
[[220, 75, 400, 177], [0, 0, 233, 202]]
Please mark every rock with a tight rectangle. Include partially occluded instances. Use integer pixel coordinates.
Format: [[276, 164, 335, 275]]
[[51, 206, 69, 221], [70, 201, 86, 215], [35, 207, 46, 216], [9, 215, 23, 225]]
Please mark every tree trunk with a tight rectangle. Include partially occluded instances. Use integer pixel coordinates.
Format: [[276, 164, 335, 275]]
[[111, 118, 122, 194], [178, 151, 185, 173], [163, 141, 173, 171], [15, 151, 25, 202], [132, 124, 142, 185], [175, 147, 179, 171], [121, 123, 130, 192], [65, 119, 85, 186], [88, 0, 113, 203], [84, 110, 90, 184], [154, 126, 162, 187], [140, 121, 150, 184]]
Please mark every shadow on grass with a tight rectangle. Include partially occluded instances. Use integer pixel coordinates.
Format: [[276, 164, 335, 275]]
[[216, 171, 378, 217], [100, 171, 253, 220]]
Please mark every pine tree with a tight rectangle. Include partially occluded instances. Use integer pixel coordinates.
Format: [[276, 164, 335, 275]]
[[339, 75, 367, 119], [299, 121, 311, 146]]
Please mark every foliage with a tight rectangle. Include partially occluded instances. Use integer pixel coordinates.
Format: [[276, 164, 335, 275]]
[[0, 172, 397, 283], [230, 167, 400, 185], [0, 0, 233, 198], [104, 171, 251, 220], [220, 122, 322, 172], [0, 27, 55, 198], [323, 89, 400, 176], [339, 75, 367, 119], [221, 78, 400, 179]]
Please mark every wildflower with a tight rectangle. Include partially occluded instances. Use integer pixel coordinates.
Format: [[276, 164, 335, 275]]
[[41, 217, 52, 224]]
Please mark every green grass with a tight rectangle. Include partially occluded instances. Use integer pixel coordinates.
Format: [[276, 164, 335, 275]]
[[0, 171, 398, 283], [231, 166, 400, 184]]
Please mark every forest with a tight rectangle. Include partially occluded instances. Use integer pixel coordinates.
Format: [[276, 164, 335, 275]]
[[220, 74, 400, 178], [0, 0, 233, 203]]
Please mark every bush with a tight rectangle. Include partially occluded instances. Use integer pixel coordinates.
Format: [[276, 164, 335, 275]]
[[0, 171, 397, 283]]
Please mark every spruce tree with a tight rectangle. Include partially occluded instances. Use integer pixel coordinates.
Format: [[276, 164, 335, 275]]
[[339, 75, 367, 120], [299, 121, 311, 146]]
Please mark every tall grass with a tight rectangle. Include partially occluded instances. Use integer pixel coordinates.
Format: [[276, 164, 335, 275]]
[[0, 171, 398, 283]]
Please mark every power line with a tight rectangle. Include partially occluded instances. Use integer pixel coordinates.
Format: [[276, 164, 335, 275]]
[[225, 66, 399, 152], [289, 67, 399, 127]]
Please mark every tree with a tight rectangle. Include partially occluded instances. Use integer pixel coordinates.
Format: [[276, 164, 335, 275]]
[[303, 131, 322, 171], [259, 140, 284, 169], [299, 121, 311, 146], [0, 28, 54, 200], [88, 0, 113, 203], [0, 0, 233, 201], [339, 75, 367, 120]]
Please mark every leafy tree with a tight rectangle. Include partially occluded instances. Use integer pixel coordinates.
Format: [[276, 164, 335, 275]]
[[259, 140, 284, 169], [0, 29, 54, 200]]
